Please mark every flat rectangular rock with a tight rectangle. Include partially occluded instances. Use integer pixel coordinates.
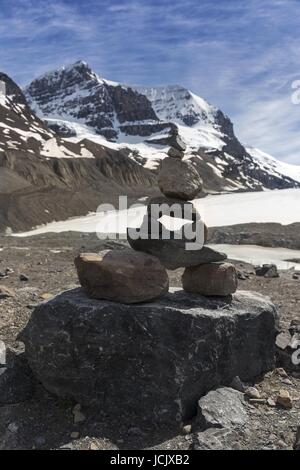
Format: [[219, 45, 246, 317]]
[[21, 288, 279, 425]]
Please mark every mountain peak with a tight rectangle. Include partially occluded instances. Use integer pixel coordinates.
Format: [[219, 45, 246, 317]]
[[64, 60, 93, 75]]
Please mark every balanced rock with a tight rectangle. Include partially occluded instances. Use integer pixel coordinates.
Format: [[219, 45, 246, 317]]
[[158, 158, 203, 200], [146, 195, 200, 220], [146, 196, 208, 238], [127, 217, 221, 270], [167, 147, 184, 159], [21, 288, 278, 425], [167, 132, 186, 152], [182, 262, 238, 296], [74, 250, 169, 304]]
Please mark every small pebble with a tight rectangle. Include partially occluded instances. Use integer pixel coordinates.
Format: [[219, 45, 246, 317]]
[[245, 387, 261, 399]]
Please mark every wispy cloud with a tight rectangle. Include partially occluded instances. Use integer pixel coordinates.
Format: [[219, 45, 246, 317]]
[[0, 0, 300, 164]]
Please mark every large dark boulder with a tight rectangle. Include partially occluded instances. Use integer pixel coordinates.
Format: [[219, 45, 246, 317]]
[[21, 288, 278, 425]]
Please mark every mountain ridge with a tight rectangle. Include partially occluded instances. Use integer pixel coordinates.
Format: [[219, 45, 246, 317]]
[[24, 61, 300, 193], [1, 61, 300, 232], [0, 70, 157, 232]]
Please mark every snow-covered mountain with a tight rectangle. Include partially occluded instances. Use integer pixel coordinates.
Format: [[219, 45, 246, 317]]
[[1, 61, 300, 232], [0, 71, 156, 232], [24, 61, 300, 192], [246, 147, 300, 185], [24, 61, 168, 141]]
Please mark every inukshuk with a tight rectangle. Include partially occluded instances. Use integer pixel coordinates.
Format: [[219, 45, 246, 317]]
[[128, 137, 238, 297], [75, 137, 238, 302]]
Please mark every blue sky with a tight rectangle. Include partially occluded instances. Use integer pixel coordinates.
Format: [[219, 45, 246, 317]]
[[0, 0, 300, 164]]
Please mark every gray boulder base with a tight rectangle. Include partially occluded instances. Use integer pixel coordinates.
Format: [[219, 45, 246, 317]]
[[21, 288, 278, 425]]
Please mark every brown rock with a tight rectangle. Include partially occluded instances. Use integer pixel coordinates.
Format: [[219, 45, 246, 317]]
[[75, 250, 169, 304], [182, 262, 238, 296], [276, 389, 293, 409], [158, 157, 203, 200], [0, 285, 15, 299]]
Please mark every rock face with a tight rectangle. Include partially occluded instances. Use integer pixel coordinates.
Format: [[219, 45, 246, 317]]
[[74, 250, 169, 304], [158, 158, 203, 200], [195, 387, 248, 430], [21, 288, 278, 425], [24, 61, 159, 140], [182, 262, 238, 296]]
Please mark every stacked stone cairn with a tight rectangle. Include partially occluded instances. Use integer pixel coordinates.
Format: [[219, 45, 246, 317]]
[[75, 135, 238, 303], [127, 135, 238, 297], [23, 136, 277, 428]]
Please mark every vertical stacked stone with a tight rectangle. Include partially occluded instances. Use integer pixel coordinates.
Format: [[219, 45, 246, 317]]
[[75, 138, 238, 303], [128, 141, 238, 296]]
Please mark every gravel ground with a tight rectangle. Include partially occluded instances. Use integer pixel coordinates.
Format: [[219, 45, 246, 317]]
[[0, 233, 299, 450]]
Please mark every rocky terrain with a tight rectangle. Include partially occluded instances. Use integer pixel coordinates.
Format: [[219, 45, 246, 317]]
[[0, 232, 299, 450], [209, 223, 300, 250], [1, 62, 299, 451]]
